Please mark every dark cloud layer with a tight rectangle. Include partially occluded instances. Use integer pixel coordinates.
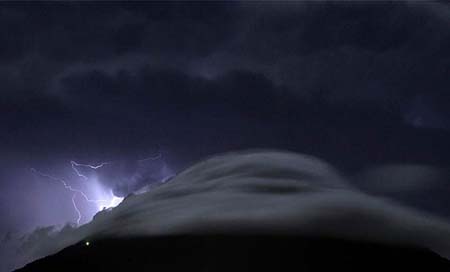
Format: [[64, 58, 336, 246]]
[[1, 2, 449, 160]]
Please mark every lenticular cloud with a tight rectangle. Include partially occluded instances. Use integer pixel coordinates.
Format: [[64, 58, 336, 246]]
[[10, 150, 450, 271]]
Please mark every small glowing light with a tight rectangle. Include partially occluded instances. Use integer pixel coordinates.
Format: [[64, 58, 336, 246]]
[[85, 241, 90, 246]]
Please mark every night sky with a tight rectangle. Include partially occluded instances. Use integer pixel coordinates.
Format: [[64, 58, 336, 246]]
[[1, 1, 450, 243]]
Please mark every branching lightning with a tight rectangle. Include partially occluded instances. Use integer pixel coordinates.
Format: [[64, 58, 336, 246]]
[[70, 160, 110, 180], [30, 168, 109, 225], [30, 152, 164, 226]]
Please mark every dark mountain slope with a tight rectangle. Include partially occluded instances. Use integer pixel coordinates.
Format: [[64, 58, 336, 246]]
[[17, 235, 450, 272]]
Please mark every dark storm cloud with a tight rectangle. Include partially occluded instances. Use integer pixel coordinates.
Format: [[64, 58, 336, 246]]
[[0, 2, 239, 63], [1, 1, 449, 134], [236, 2, 425, 59], [229, 2, 450, 108], [4, 63, 449, 171]]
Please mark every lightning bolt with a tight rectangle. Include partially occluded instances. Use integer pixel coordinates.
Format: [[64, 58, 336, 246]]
[[70, 160, 110, 180], [71, 194, 81, 225], [30, 168, 109, 225], [70, 151, 162, 180]]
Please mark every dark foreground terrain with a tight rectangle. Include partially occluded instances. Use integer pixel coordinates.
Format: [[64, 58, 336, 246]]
[[16, 235, 450, 272]]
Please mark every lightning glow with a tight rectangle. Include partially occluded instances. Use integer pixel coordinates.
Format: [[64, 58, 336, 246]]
[[30, 152, 164, 226], [30, 168, 110, 225], [104, 196, 124, 209]]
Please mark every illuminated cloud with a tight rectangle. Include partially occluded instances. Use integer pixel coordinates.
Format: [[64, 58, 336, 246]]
[[10, 151, 450, 271]]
